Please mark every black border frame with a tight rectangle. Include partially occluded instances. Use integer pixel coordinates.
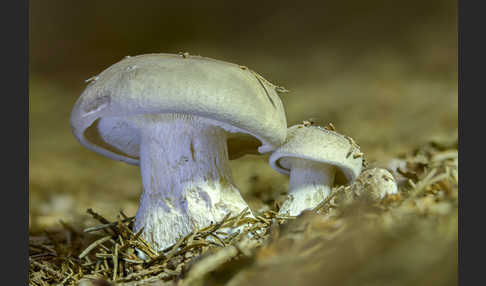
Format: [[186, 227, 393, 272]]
[[3, 0, 29, 283], [458, 1, 482, 286]]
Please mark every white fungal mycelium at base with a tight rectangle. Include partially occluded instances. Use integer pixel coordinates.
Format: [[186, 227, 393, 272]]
[[101, 114, 253, 251], [279, 158, 336, 216]]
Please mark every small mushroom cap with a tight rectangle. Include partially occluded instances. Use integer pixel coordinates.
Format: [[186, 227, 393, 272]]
[[269, 124, 362, 184], [70, 53, 287, 164], [355, 168, 398, 200]]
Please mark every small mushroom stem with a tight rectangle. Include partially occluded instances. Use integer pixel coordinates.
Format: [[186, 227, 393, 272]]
[[279, 159, 336, 216], [134, 115, 252, 251]]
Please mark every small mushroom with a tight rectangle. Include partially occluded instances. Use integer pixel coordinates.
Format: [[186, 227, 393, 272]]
[[70, 53, 287, 251], [352, 168, 398, 201], [371, 157, 409, 187], [269, 124, 363, 216]]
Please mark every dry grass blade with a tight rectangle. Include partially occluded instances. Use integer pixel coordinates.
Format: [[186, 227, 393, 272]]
[[313, 187, 341, 213], [78, 236, 112, 259], [232, 207, 250, 228], [87, 208, 120, 235], [83, 217, 134, 233], [113, 244, 119, 281], [29, 257, 65, 281]]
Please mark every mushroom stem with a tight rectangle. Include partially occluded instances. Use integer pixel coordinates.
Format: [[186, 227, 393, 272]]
[[134, 115, 252, 251], [279, 159, 336, 216]]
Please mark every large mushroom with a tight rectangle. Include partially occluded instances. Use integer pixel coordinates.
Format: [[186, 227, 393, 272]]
[[269, 124, 363, 216], [70, 53, 287, 251]]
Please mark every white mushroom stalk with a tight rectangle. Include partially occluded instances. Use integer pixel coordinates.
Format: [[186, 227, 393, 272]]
[[280, 158, 336, 216], [131, 115, 251, 250]]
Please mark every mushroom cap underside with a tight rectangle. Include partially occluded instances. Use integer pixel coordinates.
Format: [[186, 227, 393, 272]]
[[70, 53, 288, 164]]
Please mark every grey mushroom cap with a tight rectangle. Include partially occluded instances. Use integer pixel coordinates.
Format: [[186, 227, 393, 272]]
[[269, 124, 363, 184], [70, 53, 288, 165]]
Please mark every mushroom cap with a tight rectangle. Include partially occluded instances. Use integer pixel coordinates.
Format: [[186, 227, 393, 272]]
[[355, 168, 398, 200], [70, 53, 287, 165], [269, 124, 363, 184]]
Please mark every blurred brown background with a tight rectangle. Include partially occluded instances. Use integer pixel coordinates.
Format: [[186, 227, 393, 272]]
[[29, 0, 457, 229]]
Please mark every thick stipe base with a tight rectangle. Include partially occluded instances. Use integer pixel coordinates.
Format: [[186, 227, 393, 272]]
[[132, 115, 252, 251], [279, 159, 336, 216]]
